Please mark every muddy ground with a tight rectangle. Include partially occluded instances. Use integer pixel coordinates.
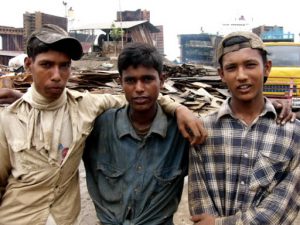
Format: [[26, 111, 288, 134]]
[[78, 162, 299, 225]]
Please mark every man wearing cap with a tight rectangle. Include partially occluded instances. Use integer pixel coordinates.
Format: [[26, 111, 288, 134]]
[[188, 31, 300, 225], [0, 24, 206, 225]]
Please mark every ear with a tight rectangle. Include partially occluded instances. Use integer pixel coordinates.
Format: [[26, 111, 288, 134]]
[[264, 60, 272, 83], [24, 57, 32, 73], [218, 67, 226, 83], [159, 73, 165, 89]]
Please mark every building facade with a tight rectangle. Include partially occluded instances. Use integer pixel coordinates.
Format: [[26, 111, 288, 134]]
[[23, 12, 67, 48], [178, 33, 222, 65]]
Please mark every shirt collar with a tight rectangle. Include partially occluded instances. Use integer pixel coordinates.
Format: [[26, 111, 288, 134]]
[[117, 103, 168, 139], [8, 88, 84, 114], [216, 97, 277, 121]]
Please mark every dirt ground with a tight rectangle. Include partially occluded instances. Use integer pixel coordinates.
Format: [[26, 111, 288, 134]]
[[78, 162, 300, 225]]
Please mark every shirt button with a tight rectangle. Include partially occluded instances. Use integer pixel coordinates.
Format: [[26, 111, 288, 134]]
[[241, 181, 245, 185], [244, 153, 249, 158], [137, 165, 142, 171]]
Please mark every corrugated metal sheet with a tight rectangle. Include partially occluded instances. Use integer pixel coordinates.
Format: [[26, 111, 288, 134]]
[[71, 20, 159, 33], [130, 25, 154, 45], [0, 51, 24, 66], [0, 51, 24, 57]]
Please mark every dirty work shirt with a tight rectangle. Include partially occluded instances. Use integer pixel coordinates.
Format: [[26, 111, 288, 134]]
[[0, 87, 126, 225], [0, 87, 179, 225], [83, 104, 189, 225], [189, 98, 300, 225]]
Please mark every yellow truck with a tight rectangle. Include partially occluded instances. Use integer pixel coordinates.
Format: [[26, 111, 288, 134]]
[[263, 42, 300, 108]]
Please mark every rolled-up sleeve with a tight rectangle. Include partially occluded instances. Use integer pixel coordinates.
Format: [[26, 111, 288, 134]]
[[84, 92, 180, 117], [0, 111, 11, 201]]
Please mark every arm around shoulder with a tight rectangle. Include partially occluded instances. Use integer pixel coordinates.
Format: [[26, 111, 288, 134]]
[[84, 92, 127, 116], [0, 113, 12, 201], [157, 94, 207, 145]]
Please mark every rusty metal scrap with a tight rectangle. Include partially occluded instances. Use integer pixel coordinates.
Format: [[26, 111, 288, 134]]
[[0, 61, 228, 116]]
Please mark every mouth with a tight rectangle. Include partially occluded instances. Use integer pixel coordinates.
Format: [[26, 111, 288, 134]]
[[48, 86, 64, 93], [132, 96, 150, 104], [237, 84, 251, 92]]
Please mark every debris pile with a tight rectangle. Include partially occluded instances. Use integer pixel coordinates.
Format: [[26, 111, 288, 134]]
[[0, 60, 229, 116]]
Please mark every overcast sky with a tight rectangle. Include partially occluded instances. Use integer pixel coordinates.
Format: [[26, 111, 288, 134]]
[[1, 0, 300, 59]]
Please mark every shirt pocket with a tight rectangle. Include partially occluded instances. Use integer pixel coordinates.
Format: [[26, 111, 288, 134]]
[[249, 152, 290, 192], [154, 167, 183, 192], [10, 141, 47, 171], [10, 141, 27, 166], [96, 162, 125, 203]]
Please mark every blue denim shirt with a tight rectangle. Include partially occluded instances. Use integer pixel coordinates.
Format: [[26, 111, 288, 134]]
[[83, 104, 189, 225]]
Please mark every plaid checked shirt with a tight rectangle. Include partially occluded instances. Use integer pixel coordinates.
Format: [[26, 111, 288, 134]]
[[189, 98, 300, 225]]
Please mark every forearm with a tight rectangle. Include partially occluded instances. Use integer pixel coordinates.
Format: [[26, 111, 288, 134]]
[[89, 93, 126, 116], [157, 94, 181, 116], [0, 118, 11, 201]]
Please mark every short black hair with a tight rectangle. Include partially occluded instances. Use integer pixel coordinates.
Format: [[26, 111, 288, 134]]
[[118, 42, 163, 75], [219, 36, 268, 67]]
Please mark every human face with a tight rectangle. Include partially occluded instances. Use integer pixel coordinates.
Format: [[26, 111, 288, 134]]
[[25, 50, 71, 101], [219, 48, 271, 104], [120, 65, 163, 113]]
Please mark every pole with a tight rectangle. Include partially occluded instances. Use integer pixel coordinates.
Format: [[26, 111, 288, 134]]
[[118, 0, 123, 49]]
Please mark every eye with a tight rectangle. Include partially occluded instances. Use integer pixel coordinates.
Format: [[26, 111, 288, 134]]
[[40, 62, 52, 69], [60, 62, 71, 70], [224, 65, 236, 72], [124, 77, 135, 84], [143, 76, 155, 83], [246, 62, 257, 68]]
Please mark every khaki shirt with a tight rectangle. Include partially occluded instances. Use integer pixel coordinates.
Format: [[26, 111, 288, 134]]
[[0, 89, 179, 225]]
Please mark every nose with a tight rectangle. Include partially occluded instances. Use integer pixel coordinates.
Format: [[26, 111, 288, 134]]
[[51, 66, 61, 82], [135, 80, 144, 93], [236, 67, 247, 81]]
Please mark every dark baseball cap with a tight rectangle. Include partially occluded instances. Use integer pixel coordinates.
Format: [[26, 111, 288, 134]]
[[27, 24, 83, 60], [217, 31, 266, 63]]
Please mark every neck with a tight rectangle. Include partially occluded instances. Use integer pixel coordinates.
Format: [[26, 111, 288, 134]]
[[129, 104, 157, 131], [230, 97, 265, 125], [24, 84, 67, 110]]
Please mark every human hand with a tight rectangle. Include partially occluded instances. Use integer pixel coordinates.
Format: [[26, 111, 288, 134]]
[[175, 105, 207, 145], [0, 88, 23, 104], [271, 99, 296, 125], [190, 213, 216, 225]]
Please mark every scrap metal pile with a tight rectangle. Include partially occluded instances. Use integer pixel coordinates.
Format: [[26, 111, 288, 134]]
[[0, 60, 229, 117]]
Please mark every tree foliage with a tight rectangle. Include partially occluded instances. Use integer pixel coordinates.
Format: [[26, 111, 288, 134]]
[[110, 23, 123, 41]]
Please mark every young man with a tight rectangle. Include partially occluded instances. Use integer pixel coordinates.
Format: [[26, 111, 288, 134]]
[[0, 24, 205, 225], [189, 31, 300, 225], [83, 43, 190, 225]]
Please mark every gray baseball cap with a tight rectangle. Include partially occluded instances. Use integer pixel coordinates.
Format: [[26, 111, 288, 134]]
[[217, 31, 266, 63], [27, 24, 83, 60]]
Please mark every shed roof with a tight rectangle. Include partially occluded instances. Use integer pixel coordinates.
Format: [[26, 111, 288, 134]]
[[70, 20, 160, 33], [0, 51, 24, 57]]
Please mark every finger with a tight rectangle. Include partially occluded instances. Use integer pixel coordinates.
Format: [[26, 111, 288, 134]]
[[190, 214, 204, 222], [273, 101, 282, 109], [0, 97, 15, 104], [191, 127, 207, 145], [178, 123, 192, 142], [291, 112, 296, 122], [280, 114, 291, 125], [279, 101, 289, 119], [196, 120, 208, 145], [189, 120, 206, 145]]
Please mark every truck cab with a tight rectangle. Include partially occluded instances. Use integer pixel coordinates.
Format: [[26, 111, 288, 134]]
[[263, 42, 300, 108]]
